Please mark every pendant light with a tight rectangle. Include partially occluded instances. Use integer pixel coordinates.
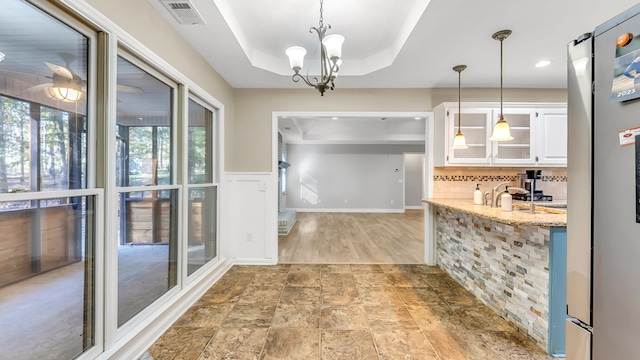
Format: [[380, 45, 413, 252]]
[[489, 29, 514, 142], [451, 64, 468, 149]]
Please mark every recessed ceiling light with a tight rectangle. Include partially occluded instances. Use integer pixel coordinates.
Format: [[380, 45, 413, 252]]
[[414, 117, 421, 120], [535, 60, 551, 68], [0, 52, 5, 62], [331, 117, 338, 120]]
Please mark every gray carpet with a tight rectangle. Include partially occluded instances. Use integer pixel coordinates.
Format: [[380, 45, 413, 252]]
[[0, 245, 173, 360]]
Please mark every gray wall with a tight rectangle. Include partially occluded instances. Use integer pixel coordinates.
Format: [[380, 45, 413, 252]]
[[286, 144, 424, 211], [404, 153, 424, 207]]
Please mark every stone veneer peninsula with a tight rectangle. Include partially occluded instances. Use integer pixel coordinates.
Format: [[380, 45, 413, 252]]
[[423, 198, 567, 357]]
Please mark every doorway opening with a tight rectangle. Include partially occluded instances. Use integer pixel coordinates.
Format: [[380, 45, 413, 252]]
[[271, 112, 433, 264]]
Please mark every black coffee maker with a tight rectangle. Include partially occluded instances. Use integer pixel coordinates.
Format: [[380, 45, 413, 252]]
[[513, 170, 553, 201]]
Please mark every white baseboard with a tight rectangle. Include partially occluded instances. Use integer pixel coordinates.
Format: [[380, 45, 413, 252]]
[[293, 208, 405, 214], [405, 205, 424, 210], [232, 258, 278, 265]]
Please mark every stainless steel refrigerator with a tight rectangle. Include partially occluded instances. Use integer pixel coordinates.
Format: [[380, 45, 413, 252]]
[[567, 4, 640, 359]]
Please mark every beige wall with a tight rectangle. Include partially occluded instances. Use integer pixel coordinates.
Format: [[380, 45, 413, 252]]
[[232, 88, 432, 172], [430, 88, 567, 106], [232, 87, 567, 172], [80, 0, 236, 169]]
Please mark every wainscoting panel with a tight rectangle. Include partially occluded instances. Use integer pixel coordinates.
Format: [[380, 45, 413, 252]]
[[224, 173, 278, 264]]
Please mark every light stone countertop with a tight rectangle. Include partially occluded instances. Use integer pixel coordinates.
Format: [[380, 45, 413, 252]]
[[422, 198, 567, 227]]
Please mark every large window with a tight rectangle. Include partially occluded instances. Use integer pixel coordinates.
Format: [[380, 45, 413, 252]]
[[0, 1, 95, 359], [1, 1, 223, 358], [115, 55, 178, 327]]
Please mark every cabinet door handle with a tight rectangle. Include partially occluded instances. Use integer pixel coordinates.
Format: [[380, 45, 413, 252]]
[[535, 156, 539, 162]]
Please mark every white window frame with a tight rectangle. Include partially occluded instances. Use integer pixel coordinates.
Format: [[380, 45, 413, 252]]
[[182, 93, 221, 284], [106, 49, 182, 343]]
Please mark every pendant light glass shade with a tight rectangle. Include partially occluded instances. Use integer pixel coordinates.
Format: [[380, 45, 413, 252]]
[[451, 64, 468, 149], [489, 118, 513, 141], [451, 131, 468, 149], [489, 30, 513, 142]]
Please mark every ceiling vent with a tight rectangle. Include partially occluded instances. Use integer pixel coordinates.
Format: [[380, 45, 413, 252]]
[[161, 0, 206, 25]]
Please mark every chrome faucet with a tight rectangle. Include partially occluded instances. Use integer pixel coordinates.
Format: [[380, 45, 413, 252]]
[[528, 189, 536, 214], [490, 181, 510, 207]]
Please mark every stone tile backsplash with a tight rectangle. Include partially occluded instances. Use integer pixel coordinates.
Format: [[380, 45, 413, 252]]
[[435, 206, 551, 351], [433, 167, 567, 200]]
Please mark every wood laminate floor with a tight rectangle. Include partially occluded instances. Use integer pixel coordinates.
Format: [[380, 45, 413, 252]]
[[144, 264, 553, 360], [278, 210, 424, 264]]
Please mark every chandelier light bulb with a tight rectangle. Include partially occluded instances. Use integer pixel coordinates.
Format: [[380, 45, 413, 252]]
[[285, 46, 307, 73], [322, 34, 345, 61]]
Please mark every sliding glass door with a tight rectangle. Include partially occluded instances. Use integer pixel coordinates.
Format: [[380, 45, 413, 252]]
[[0, 1, 98, 358]]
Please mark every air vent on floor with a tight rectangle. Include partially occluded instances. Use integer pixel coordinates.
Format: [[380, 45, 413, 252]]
[[161, 0, 206, 25]]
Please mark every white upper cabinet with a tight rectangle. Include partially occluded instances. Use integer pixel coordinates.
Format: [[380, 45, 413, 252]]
[[537, 108, 568, 165], [434, 102, 567, 167]]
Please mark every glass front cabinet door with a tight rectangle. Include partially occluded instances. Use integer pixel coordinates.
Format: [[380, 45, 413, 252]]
[[446, 107, 492, 164], [491, 108, 536, 165]]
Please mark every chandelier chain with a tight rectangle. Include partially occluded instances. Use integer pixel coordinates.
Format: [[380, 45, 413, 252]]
[[319, 0, 324, 28]]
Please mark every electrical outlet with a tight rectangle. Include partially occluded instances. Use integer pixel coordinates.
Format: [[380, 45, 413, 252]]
[[344, 199, 348, 203], [390, 200, 395, 204], [246, 232, 253, 242]]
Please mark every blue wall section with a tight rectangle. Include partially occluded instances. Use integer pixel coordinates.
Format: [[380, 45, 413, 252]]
[[549, 226, 567, 356]]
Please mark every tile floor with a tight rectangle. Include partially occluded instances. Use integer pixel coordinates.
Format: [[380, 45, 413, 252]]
[[145, 264, 553, 360]]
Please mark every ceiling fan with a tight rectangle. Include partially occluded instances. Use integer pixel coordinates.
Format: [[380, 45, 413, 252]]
[[22, 60, 144, 103], [26, 61, 85, 102]]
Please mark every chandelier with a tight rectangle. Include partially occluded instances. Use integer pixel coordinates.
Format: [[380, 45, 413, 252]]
[[285, 0, 344, 96]]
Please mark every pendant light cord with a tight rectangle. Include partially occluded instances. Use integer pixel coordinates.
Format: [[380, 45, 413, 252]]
[[500, 37, 503, 121], [458, 69, 462, 134]]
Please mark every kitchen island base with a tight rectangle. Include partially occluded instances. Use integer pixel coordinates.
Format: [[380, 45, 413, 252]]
[[428, 201, 566, 356]]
